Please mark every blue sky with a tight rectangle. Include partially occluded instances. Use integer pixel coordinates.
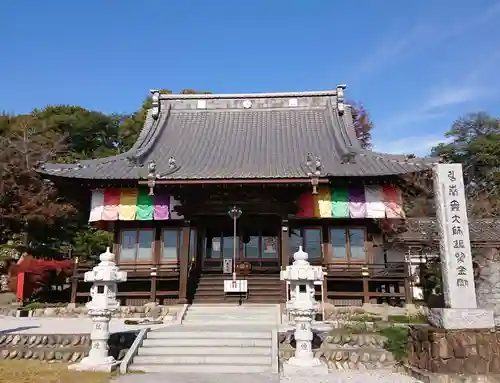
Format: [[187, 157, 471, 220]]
[[1, 0, 499, 156]]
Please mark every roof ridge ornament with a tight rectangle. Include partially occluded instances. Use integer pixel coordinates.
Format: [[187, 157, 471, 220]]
[[336, 84, 346, 115], [147, 160, 156, 195], [150, 89, 161, 120], [304, 153, 322, 195]]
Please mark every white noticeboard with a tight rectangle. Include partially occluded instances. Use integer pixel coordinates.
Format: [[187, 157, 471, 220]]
[[223, 259, 232, 274], [433, 163, 476, 309], [224, 279, 248, 293]]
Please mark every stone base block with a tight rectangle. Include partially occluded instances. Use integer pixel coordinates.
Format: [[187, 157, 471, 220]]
[[282, 358, 328, 376], [429, 308, 495, 329], [68, 356, 119, 373]]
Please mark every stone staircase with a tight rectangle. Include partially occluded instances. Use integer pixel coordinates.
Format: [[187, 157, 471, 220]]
[[183, 303, 279, 326], [129, 304, 279, 373]]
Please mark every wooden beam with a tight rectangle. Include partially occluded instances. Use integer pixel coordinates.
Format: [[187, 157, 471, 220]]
[[138, 178, 330, 185], [178, 222, 190, 303]]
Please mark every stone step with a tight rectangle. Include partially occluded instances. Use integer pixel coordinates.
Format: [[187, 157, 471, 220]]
[[185, 312, 275, 316], [192, 296, 283, 303], [142, 337, 272, 347], [186, 306, 276, 313], [130, 364, 272, 374], [138, 346, 272, 356], [182, 320, 277, 326], [146, 331, 271, 339], [187, 304, 278, 309], [133, 354, 272, 365]]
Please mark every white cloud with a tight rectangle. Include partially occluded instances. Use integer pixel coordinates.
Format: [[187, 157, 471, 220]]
[[350, 3, 500, 80], [423, 86, 484, 111], [373, 134, 452, 156]]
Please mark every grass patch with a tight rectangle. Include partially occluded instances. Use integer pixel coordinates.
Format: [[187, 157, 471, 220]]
[[349, 314, 383, 322], [387, 313, 428, 324], [378, 326, 409, 361], [0, 360, 113, 383]]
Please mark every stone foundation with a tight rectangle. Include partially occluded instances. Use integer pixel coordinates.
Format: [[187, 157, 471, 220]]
[[0, 331, 137, 362], [408, 325, 500, 375], [0, 303, 180, 320], [475, 247, 500, 323], [279, 330, 396, 371]]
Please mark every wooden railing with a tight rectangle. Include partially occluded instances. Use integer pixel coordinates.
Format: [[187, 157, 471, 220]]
[[321, 261, 411, 305], [70, 261, 181, 304], [325, 262, 407, 280]]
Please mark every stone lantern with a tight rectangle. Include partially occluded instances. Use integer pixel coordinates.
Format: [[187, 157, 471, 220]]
[[280, 246, 327, 374], [69, 247, 127, 372]]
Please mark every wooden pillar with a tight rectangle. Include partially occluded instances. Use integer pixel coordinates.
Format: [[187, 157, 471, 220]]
[[280, 219, 290, 270], [70, 258, 79, 304], [178, 221, 190, 303], [363, 277, 370, 304], [112, 223, 120, 260], [280, 219, 290, 302], [151, 227, 161, 303], [404, 262, 412, 304]]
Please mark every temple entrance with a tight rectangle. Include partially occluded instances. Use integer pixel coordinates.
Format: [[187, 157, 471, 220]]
[[191, 214, 284, 303], [201, 215, 281, 274]]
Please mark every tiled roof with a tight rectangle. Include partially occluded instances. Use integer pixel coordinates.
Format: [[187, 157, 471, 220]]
[[398, 218, 500, 243], [39, 88, 436, 181]]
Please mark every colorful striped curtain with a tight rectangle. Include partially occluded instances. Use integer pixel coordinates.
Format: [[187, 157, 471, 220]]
[[136, 188, 154, 220], [348, 185, 367, 218], [317, 186, 332, 218], [364, 186, 386, 218], [89, 189, 105, 222], [154, 194, 170, 220], [294, 185, 404, 219], [102, 189, 120, 220], [88, 188, 184, 222], [296, 192, 315, 218], [331, 188, 349, 218], [118, 189, 138, 220], [382, 185, 405, 218]]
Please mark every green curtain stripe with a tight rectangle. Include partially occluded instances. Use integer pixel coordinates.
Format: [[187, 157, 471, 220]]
[[331, 187, 350, 217], [136, 188, 154, 220]]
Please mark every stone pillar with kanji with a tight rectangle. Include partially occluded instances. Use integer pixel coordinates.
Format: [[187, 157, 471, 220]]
[[69, 247, 127, 372], [430, 163, 494, 329]]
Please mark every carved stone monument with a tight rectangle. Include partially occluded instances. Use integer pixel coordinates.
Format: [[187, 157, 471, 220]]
[[430, 163, 494, 329], [280, 246, 327, 375], [69, 247, 127, 372]]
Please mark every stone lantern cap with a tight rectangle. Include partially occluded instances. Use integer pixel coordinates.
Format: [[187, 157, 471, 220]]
[[84, 247, 127, 283], [281, 246, 325, 282]]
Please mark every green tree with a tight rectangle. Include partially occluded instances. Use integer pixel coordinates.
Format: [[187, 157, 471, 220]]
[[431, 112, 500, 216]]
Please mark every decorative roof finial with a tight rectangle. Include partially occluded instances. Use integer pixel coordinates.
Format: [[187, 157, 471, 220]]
[[150, 89, 161, 120], [336, 84, 346, 115]]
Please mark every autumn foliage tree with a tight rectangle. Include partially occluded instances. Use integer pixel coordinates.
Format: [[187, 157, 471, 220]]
[[0, 115, 76, 250], [351, 103, 373, 149]]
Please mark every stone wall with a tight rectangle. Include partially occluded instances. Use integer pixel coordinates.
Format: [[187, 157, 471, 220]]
[[0, 331, 137, 362], [408, 325, 500, 374], [0, 303, 179, 320], [279, 330, 395, 371], [475, 247, 500, 321]]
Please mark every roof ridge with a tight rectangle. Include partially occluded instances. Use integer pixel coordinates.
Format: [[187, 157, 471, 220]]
[[157, 89, 343, 100]]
